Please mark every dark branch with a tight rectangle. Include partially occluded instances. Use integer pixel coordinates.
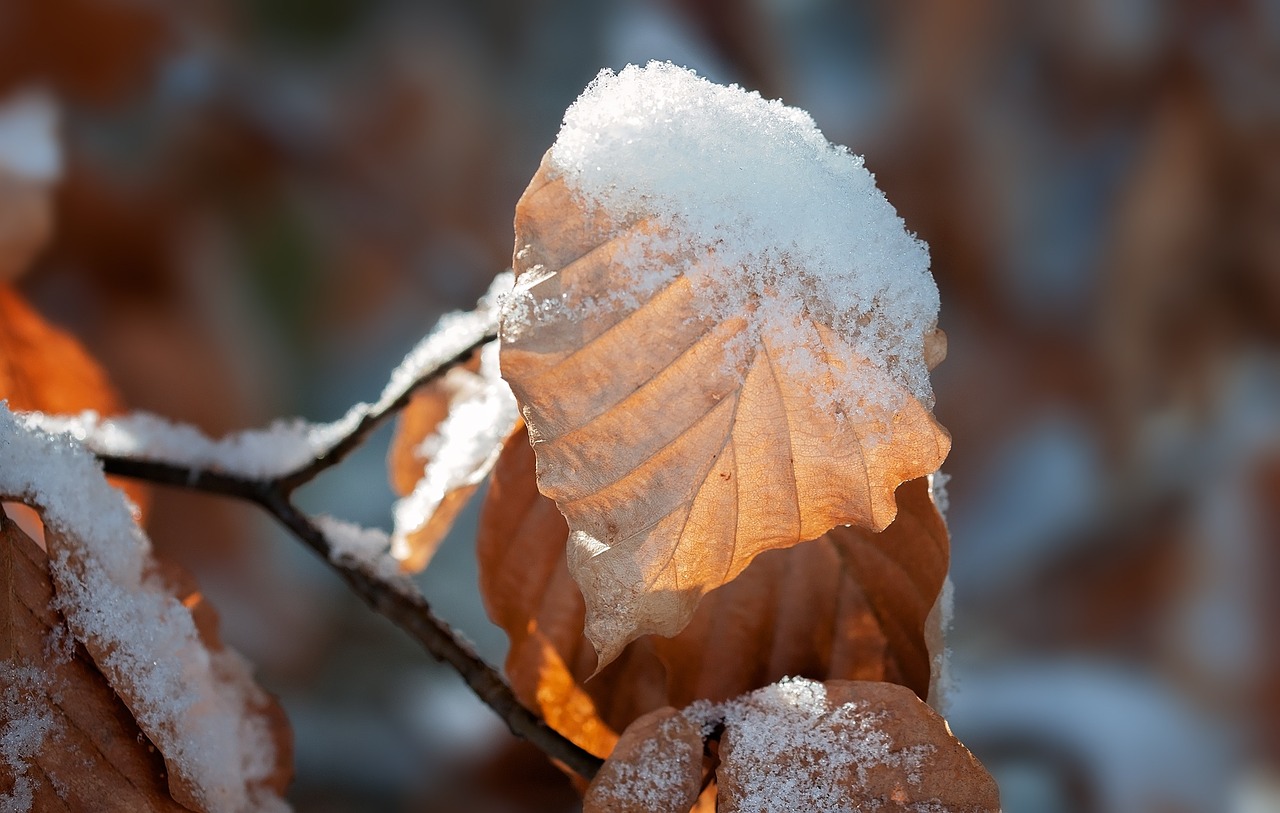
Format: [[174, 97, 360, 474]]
[[101, 456, 271, 502], [91, 306, 605, 782], [258, 492, 603, 780], [277, 329, 495, 493]]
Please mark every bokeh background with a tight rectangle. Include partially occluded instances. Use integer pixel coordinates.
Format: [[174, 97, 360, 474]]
[[2, 1, 1277, 810]]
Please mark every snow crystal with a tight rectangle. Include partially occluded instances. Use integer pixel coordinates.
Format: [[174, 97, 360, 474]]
[[390, 341, 518, 564], [0, 90, 59, 182], [708, 676, 936, 813], [0, 404, 285, 813], [314, 515, 406, 585], [0, 665, 57, 813], [546, 62, 938, 413], [589, 715, 698, 811]]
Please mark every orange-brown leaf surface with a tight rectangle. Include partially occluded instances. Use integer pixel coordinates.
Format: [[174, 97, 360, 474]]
[[501, 153, 950, 667], [478, 426, 949, 760], [0, 285, 148, 522], [0, 284, 120, 415], [715, 679, 998, 812], [0, 514, 193, 812], [582, 706, 704, 813]]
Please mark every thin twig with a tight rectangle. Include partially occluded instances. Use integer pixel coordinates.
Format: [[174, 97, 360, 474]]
[[277, 329, 495, 493], [259, 492, 603, 780], [93, 309, 605, 782]]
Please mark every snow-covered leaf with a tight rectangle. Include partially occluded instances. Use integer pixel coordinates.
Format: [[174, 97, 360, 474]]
[[0, 406, 291, 813], [500, 63, 950, 667], [388, 341, 517, 571], [714, 678, 998, 812], [583, 707, 704, 813], [1, 515, 195, 812]]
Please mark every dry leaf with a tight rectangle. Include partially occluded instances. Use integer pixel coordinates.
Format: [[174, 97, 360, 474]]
[[584, 678, 998, 812], [0, 284, 148, 522], [1, 409, 291, 812], [582, 706, 705, 813], [0, 514, 193, 812], [478, 426, 950, 760], [715, 679, 998, 812], [501, 151, 949, 667], [387, 341, 517, 571], [0, 284, 120, 415]]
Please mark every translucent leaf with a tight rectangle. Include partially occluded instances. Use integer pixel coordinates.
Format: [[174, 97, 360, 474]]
[[0, 284, 147, 523], [387, 341, 517, 571], [501, 78, 950, 665]]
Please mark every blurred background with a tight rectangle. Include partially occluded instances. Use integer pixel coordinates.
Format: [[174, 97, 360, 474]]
[[1, 0, 1277, 810]]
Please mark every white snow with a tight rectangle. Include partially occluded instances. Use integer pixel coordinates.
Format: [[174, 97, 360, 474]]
[[21, 273, 513, 480], [314, 514, 405, 585], [0, 404, 286, 812], [26, 409, 354, 479], [0, 90, 60, 182], [0, 665, 57, 813], [538, 62, 939, 413], [390, 341, 519, 566], [673, 677, 941, 812]]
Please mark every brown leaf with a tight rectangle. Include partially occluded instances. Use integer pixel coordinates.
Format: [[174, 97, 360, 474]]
[[0, 284, 148, 521], [388, 342, 517, 571], [583, 706, 705, 813], [477, 426, 950, 760], [715, 679, 999, 812], [0, 514, 192, 812], [0, 168, 53, 283], [1, 411, 292, 811], [501, 152, 950, 666], [388, 349, 485, 496], [0, 284, 120, 415]]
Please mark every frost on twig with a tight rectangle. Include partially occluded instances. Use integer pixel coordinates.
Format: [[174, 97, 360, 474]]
[[23, 272, 513, 486]]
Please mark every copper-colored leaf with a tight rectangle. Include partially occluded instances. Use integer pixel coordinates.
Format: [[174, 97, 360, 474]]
[[387, 341, 517, 571], [502, 145, 949, 666], [1, 409, 291, 811], [0, 514, 192, 812], [715, 679, 998, 812], [478, 426, 950, 760], [0, 284, 148, 521], [0, 284, 120, 415], [583, 706, 704, 813]]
